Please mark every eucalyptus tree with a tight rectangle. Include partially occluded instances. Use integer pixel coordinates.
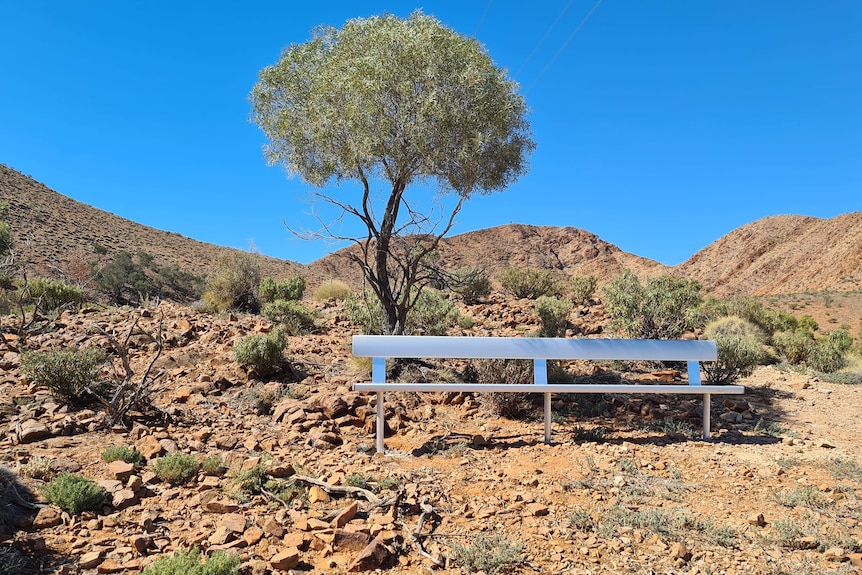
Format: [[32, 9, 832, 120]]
[[250, 11, 534, 335]]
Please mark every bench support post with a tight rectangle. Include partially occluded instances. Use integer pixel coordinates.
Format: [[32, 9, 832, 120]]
[[534, 360, 551, 444], [703, 393, 711, 441], [373, 358, 386, 454]]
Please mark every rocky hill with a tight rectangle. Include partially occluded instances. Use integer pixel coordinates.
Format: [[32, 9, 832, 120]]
[[676, 213, 862, 298]]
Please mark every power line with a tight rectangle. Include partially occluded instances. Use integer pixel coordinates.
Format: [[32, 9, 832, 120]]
[[516, 0, 576, 78], [526, 0, 605, 94], [474, 0, 494, 37]]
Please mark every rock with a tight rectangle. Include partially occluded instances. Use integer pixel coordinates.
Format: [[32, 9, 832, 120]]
[[849, 553, 862, 569], [263, 517, 284, 538], [669, 541, 688, 560], [107, 460, 135, 482], [270, 547, 300, 570], [332, 501, 359, 528], [205, 499, 241, 514], [32, 506, 63, 529], [746, 513, 766, 527], [824, 547, 847, 561], [525, 503, 549, 517], [96, 559, 125, 573], [244, 526, 264, 546], [79, 551, 102, 569], [135, 435, 164, 459], [129, 535, 151, 554], [334, 529, 371, 552], [18, 420, 51, 444], [219, 513, 246, 533], [112, 489, 138, 510], [319, 395, 348, 419], [308, 485, 330, 504], [349, 536, 390, 572]]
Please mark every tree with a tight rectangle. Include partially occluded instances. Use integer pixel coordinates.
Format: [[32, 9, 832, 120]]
[[250, 11, 534, 334]]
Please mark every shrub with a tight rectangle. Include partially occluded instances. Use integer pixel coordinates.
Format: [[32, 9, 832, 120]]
[[344, 288, 458, 335], [19, 347, 105, 403], [93, 251, 154, 305], [40, 472, 107, 515], [773, 330, 814, 365], [18, 456, 55, 481], [151, 453, 199, 485], [261, 300, 319, 334], [702, 333, 765, 384], [258, 276, 305, 303], [469, 359, 535, 419], [312, 279, 350, 301], [231, 329, 287, 375], [101, 446, 144, 466], [141, 548, 240, 575], [200, 455, 226, 476], [26, 278, 84, 313], [450, 266, 492, 304], [809, 329, 853, 373], [603, 270, 703, 339], [705, 315, 767, 344], [202, 252, 261, 313], [569, 274, 597, 306], [452, 534, 522, 575], [534, 296, 572, 338], [499, 267, 563, 299]]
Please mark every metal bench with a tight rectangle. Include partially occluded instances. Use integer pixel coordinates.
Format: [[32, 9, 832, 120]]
[[352, 335, 744, 453]]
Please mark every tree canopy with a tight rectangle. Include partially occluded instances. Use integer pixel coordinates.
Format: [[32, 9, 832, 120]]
[[250, 11, 534, 334]]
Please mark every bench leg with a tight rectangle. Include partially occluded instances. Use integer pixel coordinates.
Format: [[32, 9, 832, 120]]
[[544, 392, 552, 444], [376, 391, 385, 454], [702, 393, 711, 440]]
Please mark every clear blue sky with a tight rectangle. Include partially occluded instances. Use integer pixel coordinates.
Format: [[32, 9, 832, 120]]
[[2, 2, 859, 266]]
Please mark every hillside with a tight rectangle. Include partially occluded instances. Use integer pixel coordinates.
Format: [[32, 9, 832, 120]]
[[0, 164, 304, 282], [676, 213, 862, 297]]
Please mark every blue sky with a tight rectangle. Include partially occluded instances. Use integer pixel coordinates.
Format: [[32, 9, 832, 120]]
[[2, 1, 859, 266]]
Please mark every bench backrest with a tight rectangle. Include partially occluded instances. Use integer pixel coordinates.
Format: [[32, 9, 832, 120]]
[[353, 335, 717, 386]]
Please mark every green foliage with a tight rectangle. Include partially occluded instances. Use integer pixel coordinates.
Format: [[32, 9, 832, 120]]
[[202, 252, 261, 313], [312, 279, 350, 301], [152, 453, 199, 485], [534, 296, 572, 338], [702, 317, 766, 384], [156, 264, 205, 302], [141, 548, 240, 575], [344, 288, 458, 336], [772, 330, 814, 364], [500, 267, 563, 299], [40, 472, 107, 515], [261, 299, 320, 334], [809, 329, 853, 373], [0, 203, 11, 258], [25, 278, 84, 313], [19, 347, 105, 403], [101, 446, 144, 466], [93, 251, 154, 305], [258, 276, 305, 303], [200, 455, 227, 476], [569, 274, 597, 306], [602, 270, 703, 339], [231, 329, 287, 375], [450, 266, 492, 304], [452, 535, 522, 575]]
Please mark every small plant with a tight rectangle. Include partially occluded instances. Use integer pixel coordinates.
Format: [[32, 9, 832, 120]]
[[773, 486, 834, 510], [26, 277, 85, 313], [569, 274, 597, 306], [152, 453, 199, 485], [452, 534, 522, 575], [232, 329, 287, 375], [259, 275, 306, 303], [534, 295, 572, 338], [18, 456, 55, 481], [772, 330, 814, 365], [828, 458, 862, 483], [260, 299, 319, 334], [500, 267, 563, 299], [312, 279, 350, 301], [101, 446, 144, 466], [141, 547, 240, 575], [200, 455, 227, 476], [469, 359, 535, 419], [702, 318, 766, 384], [809, 329, 853, 373], [40, 472, 107, 515], [19, 347, 106, 403], [225, 464, 270, 501], [449, 266, 492, 304], [202, 252, 261, 313], [344, 288, 458, 336], [345, 474, 372, 490]]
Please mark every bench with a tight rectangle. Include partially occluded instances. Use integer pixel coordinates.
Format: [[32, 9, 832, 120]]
[[352, 335, 745, 453]]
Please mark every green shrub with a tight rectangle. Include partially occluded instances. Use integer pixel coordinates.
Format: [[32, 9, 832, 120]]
[[152, 453, 199, 485], [452, 534, 522, 575], [773, 330, 814, 365], [534, 296, 572, 338], [809, 329, 853, 373], [602, 270, 703, 340], [232, 329, 287, 375], [705, 315, 766, 344], [200, 455, 227, 476], [312, 279, 350, 301], [19, 347, 105, 403], [141, 548, 239, 575], [450, 266, 492, 304], [702, 334, 765, 384], [202, 252, 261, 313], [259, 276, 305, 303], [499, 267, 563, 299], [569, 274, 597, 306], [101, 446, 144, 466], [26, 278, 84, 313], [93, 251, 155, 305], [261, 300, 319, 334], [344, 288, 458, 335], [40, 472, 107, 515]]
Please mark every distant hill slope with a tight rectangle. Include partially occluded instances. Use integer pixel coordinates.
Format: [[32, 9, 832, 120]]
[[308, 224, 669, 288], [676, 213, 862, 297], [0, 164, 303, 280]]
